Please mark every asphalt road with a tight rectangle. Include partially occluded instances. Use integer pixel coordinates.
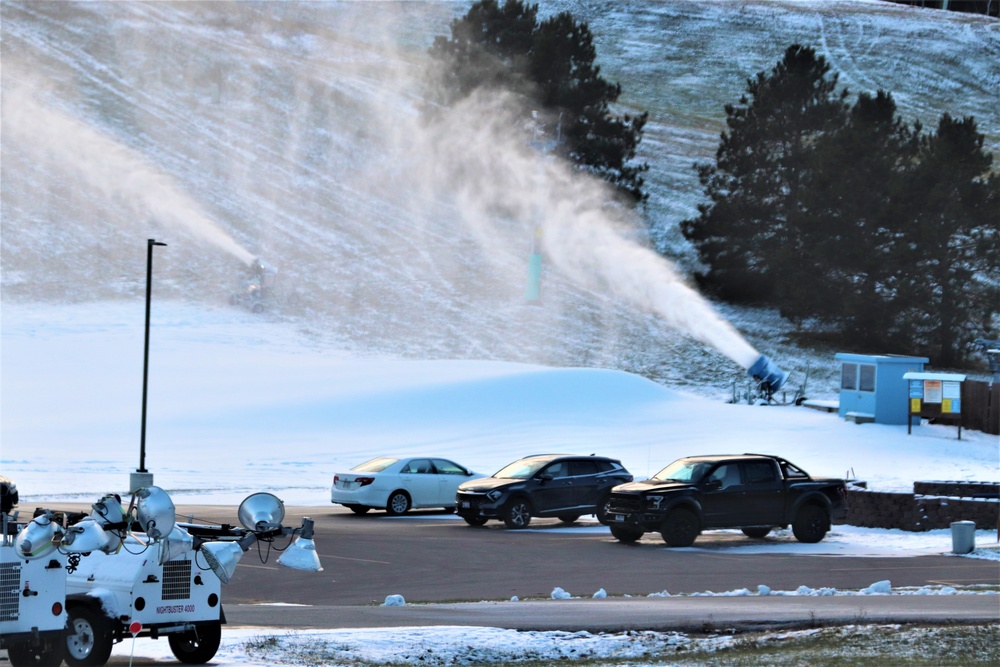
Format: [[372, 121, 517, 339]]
[[179, 504, 1000, 625]]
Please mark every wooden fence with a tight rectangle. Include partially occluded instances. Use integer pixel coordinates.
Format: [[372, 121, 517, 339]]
[[960, 380, 1000, 435]]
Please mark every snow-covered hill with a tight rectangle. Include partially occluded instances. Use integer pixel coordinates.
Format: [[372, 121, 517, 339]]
[[2, 0, 998, 398]]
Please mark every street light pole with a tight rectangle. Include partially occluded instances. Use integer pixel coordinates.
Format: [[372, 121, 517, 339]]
[[132, 238, 167, 493]]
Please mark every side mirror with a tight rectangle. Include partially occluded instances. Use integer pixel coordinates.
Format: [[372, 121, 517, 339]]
[[704, 479, 722, 492], [537, 473, 553, 483]]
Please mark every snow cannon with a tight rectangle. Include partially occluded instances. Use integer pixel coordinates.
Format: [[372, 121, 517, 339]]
[[747, 354, 789, 398]]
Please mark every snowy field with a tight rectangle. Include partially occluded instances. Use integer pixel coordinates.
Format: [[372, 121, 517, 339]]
[[2, 1, 999, 664]]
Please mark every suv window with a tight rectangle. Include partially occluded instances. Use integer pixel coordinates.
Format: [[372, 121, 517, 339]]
[[542, 461, 570, 478], [595, 460, 619, 473], [569, 460, 599, 477]]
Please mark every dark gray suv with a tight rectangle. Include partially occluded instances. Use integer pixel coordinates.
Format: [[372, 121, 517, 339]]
[[455, 454, 633, 528]]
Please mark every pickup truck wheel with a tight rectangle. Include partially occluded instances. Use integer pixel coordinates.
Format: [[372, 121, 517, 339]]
[[741, 526, 772, 539], [64, 605, 114, 667], [792, 505, 829, 543], [660, 508, 699, 547], [463, 516, 488, 526], [610, 526, 643, 543], [168, 621, 222, 664], [503, 498, 532, 529], [7, 637, 65, 667]]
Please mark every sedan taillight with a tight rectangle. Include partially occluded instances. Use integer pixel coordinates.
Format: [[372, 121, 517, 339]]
[[356, 477, 375, 487]]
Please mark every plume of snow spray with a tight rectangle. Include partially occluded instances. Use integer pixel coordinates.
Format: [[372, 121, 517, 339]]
[[410, 91, 761, 370], [3, 84, 255, 267]]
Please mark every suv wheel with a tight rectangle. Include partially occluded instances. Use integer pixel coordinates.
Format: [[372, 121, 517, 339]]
[[595, 495, 612, 525], [558, 515, 580, 524], [792, 504, 829, 543], [503, 498, 532, 529], [463, 516, 488, 526], [660, 508, 699, 547]]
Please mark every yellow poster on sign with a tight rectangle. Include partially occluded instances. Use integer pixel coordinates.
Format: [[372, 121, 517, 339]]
[[942, 398, 952, 413], [910, 398, 921, 413]]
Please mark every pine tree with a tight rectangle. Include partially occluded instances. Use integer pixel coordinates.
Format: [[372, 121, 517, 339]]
[[429, 0, 649, 203], [896, 114, 1000, 365], [681, 45, 849, 302]]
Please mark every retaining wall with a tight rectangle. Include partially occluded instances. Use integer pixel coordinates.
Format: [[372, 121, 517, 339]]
[[841, 481, 999, 531]]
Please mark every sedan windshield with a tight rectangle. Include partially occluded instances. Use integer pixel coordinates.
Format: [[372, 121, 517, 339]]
[[351, 457, 398, 473], [651, 459, 711, 483], [494, 459, 549, 479]]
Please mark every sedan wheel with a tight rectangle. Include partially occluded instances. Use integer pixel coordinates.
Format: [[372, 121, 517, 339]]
[[348, 505, 371, 515], [503, 498, 532, 529], [386, 491, 411, 515]]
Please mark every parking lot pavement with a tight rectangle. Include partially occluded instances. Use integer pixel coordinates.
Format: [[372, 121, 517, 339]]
[[225, 595, 1000, 632]]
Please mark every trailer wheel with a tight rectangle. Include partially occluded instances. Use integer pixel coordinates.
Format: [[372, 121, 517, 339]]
[[65, 605, 114, 667], [7, 637, 66, 667], [168, 621, 222, 664]]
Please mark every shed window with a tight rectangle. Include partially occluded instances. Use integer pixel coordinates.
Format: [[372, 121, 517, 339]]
[[859, 364, 876, 392], [842, 362, 876, 392], [841, 363, 858, 390]]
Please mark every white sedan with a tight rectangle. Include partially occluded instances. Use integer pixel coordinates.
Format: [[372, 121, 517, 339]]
[[331, 457, 484, 515]]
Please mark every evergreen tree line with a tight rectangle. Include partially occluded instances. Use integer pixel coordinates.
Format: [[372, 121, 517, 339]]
[[428, 0, 649, 203], [682, 45, 1000, 366]]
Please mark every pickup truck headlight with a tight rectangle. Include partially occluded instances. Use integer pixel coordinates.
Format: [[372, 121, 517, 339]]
[[486, 489, 504, 503], [646, 495, 664, 510]]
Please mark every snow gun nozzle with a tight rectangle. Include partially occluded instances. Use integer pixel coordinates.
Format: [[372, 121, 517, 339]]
[[747, 354, 789, 395]]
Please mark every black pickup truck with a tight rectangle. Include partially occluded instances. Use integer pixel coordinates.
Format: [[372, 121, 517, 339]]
[[605, 454, 848, 547]]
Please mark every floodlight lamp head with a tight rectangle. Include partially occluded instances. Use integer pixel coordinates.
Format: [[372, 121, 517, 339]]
[[61, 518, 111, 554], [135, 486, 176, 541], [199, 533, 255, 584], [91, 494, 126, 553], [277, 518, 322, 573], [238, 492, 285, 532], [1, 475, 18, 515], [158, 525, 194, 565], [15, 511, 63, 560]]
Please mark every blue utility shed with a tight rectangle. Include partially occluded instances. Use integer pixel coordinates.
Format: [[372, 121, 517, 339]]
[[834, 353, 929, 425]]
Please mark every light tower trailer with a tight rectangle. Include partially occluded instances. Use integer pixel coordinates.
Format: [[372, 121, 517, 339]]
[[0, 479, 69, 667], [56, 491, 320, 667], [62, 532, 225, 666]]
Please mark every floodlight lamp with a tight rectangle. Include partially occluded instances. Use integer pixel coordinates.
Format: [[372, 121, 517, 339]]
[[158, 525, 194, 565], [277, 537, 323, 572], [237, 492, 285, 532], [199, 533, 256, 584], [61, 518, 111, 554], [15, 511, 63, 560], [134, 486, 175, 541], [277, 518, 323, 573], [91, 494, 126, 553]]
